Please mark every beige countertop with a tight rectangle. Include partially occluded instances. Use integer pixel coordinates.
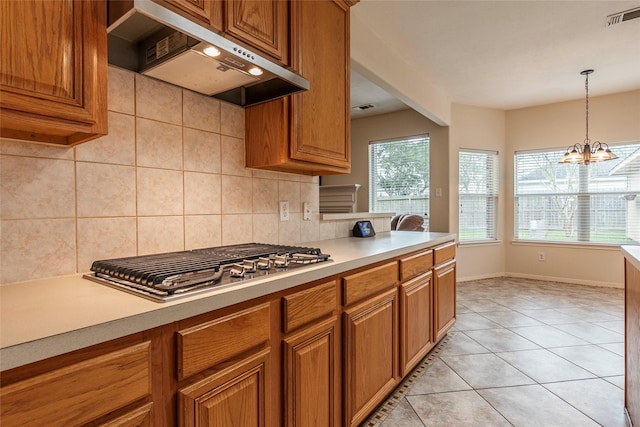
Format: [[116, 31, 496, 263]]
[[622, 245, 640, 272], [0, 231, 455, 371]]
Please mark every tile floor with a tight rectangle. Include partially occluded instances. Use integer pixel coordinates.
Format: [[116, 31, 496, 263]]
[[370, 277, 627, 427]]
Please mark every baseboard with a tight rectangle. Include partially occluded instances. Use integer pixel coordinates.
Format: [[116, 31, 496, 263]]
[[457, 272, 623, 289], [505, 272, 623, 289], [457, 272, 506, 283]]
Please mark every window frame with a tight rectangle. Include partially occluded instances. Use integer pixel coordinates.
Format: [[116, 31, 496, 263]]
[[458, 148, 499, 244], [368, 134, 430, 226], [513, 143, 640, 246]]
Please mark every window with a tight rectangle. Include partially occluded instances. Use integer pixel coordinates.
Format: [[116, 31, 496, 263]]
[[514, 143, 640, 244], [459, 149, 499, 242], [369, 135, 429, 226]]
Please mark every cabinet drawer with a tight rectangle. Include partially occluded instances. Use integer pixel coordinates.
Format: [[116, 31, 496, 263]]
[[178, 303, 270, 380], [434, 241, 456, 265], [0, 342, 151, 427], [343, 262, 398, 306], [283, 280, 337, 333], [399, 250, 433, 281]]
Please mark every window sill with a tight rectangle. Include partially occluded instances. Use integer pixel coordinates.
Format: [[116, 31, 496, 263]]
[[458, 240, 502, 247], [511, 240, 624, 251]]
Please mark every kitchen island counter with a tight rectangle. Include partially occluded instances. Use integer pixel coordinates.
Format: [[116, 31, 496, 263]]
[[0, 231, 455, 371], [622, 245, 640, 426], [622, 245, 640, 272]]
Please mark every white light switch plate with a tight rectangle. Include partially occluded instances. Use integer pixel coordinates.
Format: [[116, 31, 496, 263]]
[[280, 201, 289, 221]]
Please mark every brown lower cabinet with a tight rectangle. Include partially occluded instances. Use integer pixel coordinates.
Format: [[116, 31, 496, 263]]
[[178, 348, 271, 427], [343, 288, 398, 427], [400, 271, 434, 376], [0, 333, 160, 426], [0, 241, 456, 426], [434, 259, 457, 343], [283, 317, 339, 427]]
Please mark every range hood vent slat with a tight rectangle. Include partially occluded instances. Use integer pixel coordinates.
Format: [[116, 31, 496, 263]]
[[606, 7, 640, 27]]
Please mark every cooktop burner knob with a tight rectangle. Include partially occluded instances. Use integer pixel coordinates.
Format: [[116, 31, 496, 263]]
[[273, 254, 289, 268], [257, 257, 271, 270], [230, 264, 246, 277], [242, 259, 257, 273]]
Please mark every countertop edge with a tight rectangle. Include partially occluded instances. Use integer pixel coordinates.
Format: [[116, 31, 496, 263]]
[[622, 245, 640, 272], [1, 232, 455, 371]]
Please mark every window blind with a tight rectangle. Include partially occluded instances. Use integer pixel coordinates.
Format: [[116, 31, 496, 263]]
[[459, 149, 499, 242], [369, 135, 429, 224], [514, 143, 640, 244]]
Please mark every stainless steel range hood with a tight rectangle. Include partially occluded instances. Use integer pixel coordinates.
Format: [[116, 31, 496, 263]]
[[107, 0, 309, 107]]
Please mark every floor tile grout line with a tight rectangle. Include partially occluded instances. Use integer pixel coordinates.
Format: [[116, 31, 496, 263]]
[[367, 278, 624, 427], [538, 381, 608, 427]]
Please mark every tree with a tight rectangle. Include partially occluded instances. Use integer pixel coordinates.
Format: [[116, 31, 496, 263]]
[[372, 139, 429, 197], [534, 152, 579, 238]]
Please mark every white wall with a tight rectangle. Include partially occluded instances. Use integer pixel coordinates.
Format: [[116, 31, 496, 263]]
[[450, 104, 507, 281], [504, 90, 640, 287], [350, 8, 451, 126]]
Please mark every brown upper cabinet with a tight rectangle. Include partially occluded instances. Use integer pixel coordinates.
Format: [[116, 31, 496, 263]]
[[245, 0, 354, 176], [0, 0, 108, 146], [225, 0, 288, 64], [155, 0, 288, 66], [161, 0, 224, 32]]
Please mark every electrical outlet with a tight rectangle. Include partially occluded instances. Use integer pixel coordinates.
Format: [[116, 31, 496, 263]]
[[538, 252, 546, 261], [436, 188, 443, 197], [303, 202, 311, 221], [280, 201, 290, 221]]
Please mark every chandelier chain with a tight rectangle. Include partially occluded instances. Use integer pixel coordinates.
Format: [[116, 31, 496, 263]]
[[584, 72, 590, 144], [559, 69, 617, 165]]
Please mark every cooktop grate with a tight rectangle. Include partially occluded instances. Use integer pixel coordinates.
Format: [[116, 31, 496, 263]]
[[86, 243, 330, 301]]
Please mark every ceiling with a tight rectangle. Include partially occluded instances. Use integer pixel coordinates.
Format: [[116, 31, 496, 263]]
[[349, 1, 640, 120]]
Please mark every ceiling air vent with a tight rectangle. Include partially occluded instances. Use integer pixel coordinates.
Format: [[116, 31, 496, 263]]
[[606, 7, 640, 27], [352, 104, 375, 111]]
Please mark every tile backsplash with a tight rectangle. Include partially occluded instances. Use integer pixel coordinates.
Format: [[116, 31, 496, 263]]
[[0, 66, 322, 284]]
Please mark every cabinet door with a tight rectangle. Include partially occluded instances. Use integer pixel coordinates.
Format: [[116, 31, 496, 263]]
[[434, 260, 456, 342], [400, 271, 434, 376], [225, 0, 288, 64], [283, 317, 339, 427], [0, 0, 107, 145], [157, 0, 223, 31], [245, 0, 353, 176], [179, 348, 270, 427], [343, 288, 398, 427], [289, 0, 350, 172]]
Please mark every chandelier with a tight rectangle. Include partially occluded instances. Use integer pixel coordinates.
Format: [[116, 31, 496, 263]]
[[559, 69, 617, 165]]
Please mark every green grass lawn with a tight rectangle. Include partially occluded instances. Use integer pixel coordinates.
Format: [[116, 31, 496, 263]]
[[516, 229, 635, 243]]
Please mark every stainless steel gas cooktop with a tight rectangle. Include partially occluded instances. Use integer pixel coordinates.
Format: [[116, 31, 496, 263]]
[[83, 243, 330, 302]]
